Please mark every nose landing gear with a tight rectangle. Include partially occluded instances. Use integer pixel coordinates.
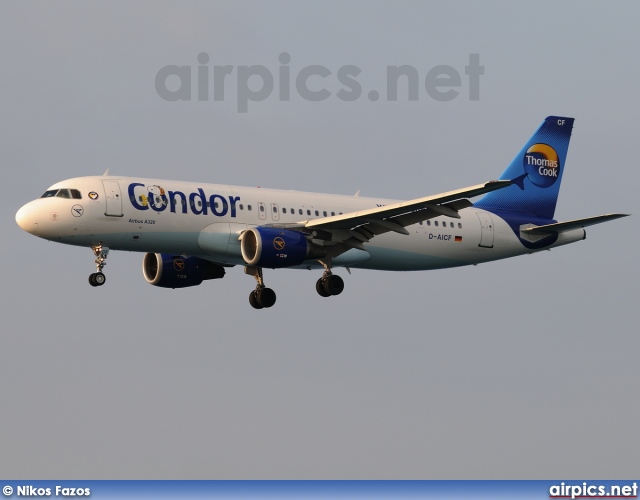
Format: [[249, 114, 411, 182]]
[[89, 244, 109, 287]]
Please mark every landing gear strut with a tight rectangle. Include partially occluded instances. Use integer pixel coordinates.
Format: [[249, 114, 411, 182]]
[[316, 261, 344, 297], [245, 266, 276, 309], [89, 244, 109, 287]]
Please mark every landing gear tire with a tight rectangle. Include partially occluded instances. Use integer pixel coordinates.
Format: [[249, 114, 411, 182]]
[[257, 287, 276, 308], [249, 290, 264, 309], [323, 274, 344, 296], [89, 272, 106, 287], [249, 287, 276, 309], [316, 278, 331, 297]]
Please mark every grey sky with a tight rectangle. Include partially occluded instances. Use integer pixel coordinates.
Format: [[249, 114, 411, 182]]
[[1, 1, 638, 479]]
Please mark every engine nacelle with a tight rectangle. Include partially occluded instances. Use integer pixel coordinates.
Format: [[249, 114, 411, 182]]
[[240, 227, 320, 268], [142, 253, 225, 288]]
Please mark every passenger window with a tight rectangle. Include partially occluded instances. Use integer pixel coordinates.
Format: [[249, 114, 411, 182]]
[[299, 209, 303, 215], [282, 207, 287, 214], [323, 211, 327, 216], [331, 212, 335, 216], [239, 204, 244, 210], [248, 205, 252, 211], [434, 221, 439, 227], [315, 210, 319, 216], [307, 209, 311, 216], [458, 223, 462, 229], [260, 205, 265, 212], [426, 220, 431, 226]]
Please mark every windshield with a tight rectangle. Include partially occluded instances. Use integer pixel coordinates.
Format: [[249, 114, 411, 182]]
[[40, 189, 82, 199]]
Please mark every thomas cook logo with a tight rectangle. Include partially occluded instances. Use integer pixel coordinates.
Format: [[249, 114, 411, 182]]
[[523, 143, 560, 188], [273, 237, 285, 251]]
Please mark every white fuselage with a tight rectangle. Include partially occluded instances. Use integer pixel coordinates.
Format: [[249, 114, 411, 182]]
[[15, 176, 584, 271]]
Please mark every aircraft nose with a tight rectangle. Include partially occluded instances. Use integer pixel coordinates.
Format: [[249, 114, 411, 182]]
[[16, 202, 40, 235]]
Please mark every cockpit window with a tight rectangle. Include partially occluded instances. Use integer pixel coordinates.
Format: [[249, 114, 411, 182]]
[[40, 188, 82, 199]]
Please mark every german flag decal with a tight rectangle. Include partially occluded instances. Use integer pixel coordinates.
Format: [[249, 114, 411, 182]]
[[454, 236, 462, 242]]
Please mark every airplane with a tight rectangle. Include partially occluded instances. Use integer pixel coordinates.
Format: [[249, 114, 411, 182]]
[[15, 116, 628, 309]]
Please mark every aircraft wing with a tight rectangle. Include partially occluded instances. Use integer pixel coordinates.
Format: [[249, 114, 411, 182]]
[[264, 180, 513, 254]]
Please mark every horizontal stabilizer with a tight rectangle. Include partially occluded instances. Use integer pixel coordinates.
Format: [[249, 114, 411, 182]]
[[521, 214, 629, 235]]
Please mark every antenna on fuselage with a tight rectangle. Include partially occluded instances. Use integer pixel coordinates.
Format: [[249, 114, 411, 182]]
[[102, 168, 110, 176]]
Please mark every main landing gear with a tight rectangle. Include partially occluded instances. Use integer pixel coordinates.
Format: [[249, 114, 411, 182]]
[[316, 267, 344, 298], [88, 244, 109, 287], [245, 266, 277, 309], [245, 261, 345, 309]]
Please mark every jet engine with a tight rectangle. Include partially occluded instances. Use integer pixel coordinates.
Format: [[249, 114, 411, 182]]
[[240, 227, 323, 268], [142, 253, 225, 288]]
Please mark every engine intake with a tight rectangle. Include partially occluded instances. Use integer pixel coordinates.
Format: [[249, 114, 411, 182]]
[[143, 253, 225, 288], [240, 227, 322, 268]]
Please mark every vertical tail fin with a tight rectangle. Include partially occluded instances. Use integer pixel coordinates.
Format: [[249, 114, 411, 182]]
[[474, 116, 574, 220]]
